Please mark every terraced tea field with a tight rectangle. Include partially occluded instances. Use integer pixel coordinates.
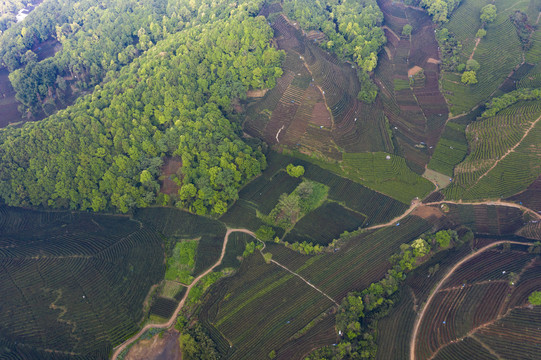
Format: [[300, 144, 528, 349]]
[[443, 100, 541, 200], [0, 206, 164, 359], [414, 243, 541, 360]]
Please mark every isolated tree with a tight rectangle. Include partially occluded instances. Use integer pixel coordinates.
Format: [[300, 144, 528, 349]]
[[402, 24, 412, 36], [476, 28, 487, 38], [461, 70, 478, 84], [529, 291, 541, 305], [286, 164, 305, 177], [480, 4, 497, 24], [466, 59, 480, 71]]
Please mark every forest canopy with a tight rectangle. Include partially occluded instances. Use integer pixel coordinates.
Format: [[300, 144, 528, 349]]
[[0, 0, 284, 216]]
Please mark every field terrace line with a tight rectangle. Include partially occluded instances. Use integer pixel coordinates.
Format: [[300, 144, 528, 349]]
[[409, 240, 532, 360]]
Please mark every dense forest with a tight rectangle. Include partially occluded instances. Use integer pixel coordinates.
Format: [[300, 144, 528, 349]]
[[0, 0, 284, 215], [0, 0, 31, 31]]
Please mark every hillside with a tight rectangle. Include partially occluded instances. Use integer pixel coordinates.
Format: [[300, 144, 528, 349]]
[[0, 0, 540, 359]]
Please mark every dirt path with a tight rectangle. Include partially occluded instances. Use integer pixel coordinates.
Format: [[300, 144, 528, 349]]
[[363, 199, 422, 231], [111, 228, 252, 360], [409, 240, 530, 360], [276, 125, 285, 143], [471, 113, 541, 187], [424, 199, 541, 220], [469, 37, 481, 60]]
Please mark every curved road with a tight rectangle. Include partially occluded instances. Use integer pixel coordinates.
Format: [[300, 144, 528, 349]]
[[409, 240, 530, 360], [110, 228, 255, 360]]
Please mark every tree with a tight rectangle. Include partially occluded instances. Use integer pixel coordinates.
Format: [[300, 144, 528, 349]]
[[402, 24, 412, 36], [286, 164, 305, 178], [476, 28, 486, 38], [466, 59, 480, 71], [263, 252, 273, 264], [529, 291, 541, 305], [461, 70, 478, 84], [411, 238, 430, 257], [480, 4, 497, 24], [256, 225, 275, 241]]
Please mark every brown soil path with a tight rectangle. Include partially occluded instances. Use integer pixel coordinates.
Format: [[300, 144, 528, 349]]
[[111, 228, 252, 360], [409, 240, 531, 360], [471, 113, 541, 186], [469, 37, 481, 60], [424, 199, 541, 220]]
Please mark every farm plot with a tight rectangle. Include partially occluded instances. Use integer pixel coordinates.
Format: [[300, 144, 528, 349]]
[[283, 201, 367, 245], [0, 206, 164, 359], [375, 1, 450, 172], [414, 243, 539, 360], [244, 13, 392, 157], [443, 100, 541, 200], [342, 152, 434, 203], [427, 121, 469, 176], [292, 215, 436, 300], [442, 2, 523, 115], [506, 175, 541, 212], [134, 207, 226, 278], [199, 253, 336, 360], [436, 203, 525, 235]]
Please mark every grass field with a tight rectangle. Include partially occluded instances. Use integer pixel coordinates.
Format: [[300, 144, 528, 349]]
[[0, 205, 164, 359]]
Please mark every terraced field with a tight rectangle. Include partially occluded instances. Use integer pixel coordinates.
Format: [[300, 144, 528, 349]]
[[375, 0, 449, 173], [415, 244, 540, 360], [443, 100, 541, 200], [0, 206, 164, 359], [442, 0, 524, 115]]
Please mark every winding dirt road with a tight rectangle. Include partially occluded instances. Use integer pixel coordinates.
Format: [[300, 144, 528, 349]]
[[111, 228, 255, 360], [409, 240, 530, 360]]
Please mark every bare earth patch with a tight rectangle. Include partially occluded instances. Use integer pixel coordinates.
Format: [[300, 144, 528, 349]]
[[411, 204, 444, 220], [125, 329, 181, 360], [247, 88, 269, 98], [160, 157, 182, 195], [426, 57, 440, 64], [408, 65, 423, 77]]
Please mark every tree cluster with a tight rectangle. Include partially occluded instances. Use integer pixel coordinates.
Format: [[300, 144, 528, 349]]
[[0, 0, 32, 32], [435, 28, 462, 71], [418, 0, 462, 23], [482, 88, 541, 117], [306, 229, 461, 359], [0, 1, 285, 215], [510, 10, 534, 50], [179, 323, 219, 360]]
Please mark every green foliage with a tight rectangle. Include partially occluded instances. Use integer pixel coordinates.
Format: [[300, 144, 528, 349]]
[[480, 4, 497, 24], [179, 324, 219, 360], [165, 240, 197, 284], [482, 88, 541, 117], [264, 180, 328, 230], [476, 28, 486, 38], [0, 4, 284, 215], [461, 70, 478, 84], [268, 350, 276, 359], [256, 225, 275, 242], [286, 164, 305, 178], [529, 291, 541, 305], [243, 241, 256, 257], [466, 59, 480, 71], [436, 28, 463, 71], [402, 24, 413, 36], [263, 252, 273, 264], [421, 0, 462, 23]]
